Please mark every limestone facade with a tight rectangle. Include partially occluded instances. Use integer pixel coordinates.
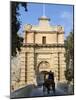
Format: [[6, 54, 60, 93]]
[[11, 16, 66, 91]]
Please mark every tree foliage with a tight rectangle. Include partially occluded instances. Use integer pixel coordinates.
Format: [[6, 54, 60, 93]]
[[65, 32, 74, 68], [65, 68, 73, 82], [64, 31, 74, 81], [11, 1, 27, 56]]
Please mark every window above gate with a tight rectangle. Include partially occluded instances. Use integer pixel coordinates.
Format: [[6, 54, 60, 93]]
[[42, 36, 46, 44]]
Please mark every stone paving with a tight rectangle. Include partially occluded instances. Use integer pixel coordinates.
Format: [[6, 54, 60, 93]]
[[30, 85, 68, 97], [11, 83, 74, 98]]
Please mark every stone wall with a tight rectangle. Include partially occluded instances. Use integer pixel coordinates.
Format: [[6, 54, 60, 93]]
[[11, 16, 66, 91]]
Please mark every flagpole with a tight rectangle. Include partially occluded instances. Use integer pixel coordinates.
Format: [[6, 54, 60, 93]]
[[43, 3, 45, 16]]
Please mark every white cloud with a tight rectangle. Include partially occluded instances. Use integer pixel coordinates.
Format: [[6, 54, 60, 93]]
[[60, 11, 72, 19]]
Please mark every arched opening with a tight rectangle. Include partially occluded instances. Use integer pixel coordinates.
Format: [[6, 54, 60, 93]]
[[36, 61, 50, 86]]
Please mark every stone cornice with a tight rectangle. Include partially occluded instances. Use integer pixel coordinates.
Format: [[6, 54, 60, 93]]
[[23, 43, 64, 48], [25, 30, 64, 34]]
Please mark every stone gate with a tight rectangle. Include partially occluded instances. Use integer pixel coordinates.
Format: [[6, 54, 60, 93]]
[[11, 16, 66, 91]]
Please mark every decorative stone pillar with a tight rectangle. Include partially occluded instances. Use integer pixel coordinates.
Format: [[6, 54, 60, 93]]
[[58, 52, 60, 81], [53, 53, 59, 82], [59, 52, 66, 82], [19, 48, 26, 87], [25, 52, 27, 83], [26, 51, 37, 85]]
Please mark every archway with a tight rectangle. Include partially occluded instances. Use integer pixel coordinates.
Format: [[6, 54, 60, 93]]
[[36, 61, 50, 85]]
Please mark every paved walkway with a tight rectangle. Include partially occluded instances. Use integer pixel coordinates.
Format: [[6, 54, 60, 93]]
[[30, 85, 67, 97], [11, 83, 73, 98]]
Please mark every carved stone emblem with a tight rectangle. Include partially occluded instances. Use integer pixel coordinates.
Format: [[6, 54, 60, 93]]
[[25, 24, 32, 31], [57, 25, 62, 32]]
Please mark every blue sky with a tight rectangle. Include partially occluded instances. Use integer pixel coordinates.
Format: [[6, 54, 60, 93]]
[[17, 2, 73, 38]]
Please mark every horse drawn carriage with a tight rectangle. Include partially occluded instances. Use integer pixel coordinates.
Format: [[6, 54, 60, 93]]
[[42, 71, 55, 94]]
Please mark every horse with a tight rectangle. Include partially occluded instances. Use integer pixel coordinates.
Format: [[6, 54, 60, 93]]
[[43, 75, 55, 94], [43, 79, 55, 94]]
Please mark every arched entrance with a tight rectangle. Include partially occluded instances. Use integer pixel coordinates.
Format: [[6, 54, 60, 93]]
[[37, 61, 50, 85]]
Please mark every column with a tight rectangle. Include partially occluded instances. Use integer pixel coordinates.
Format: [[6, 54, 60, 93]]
[[58, 52, 60, 81], [19, 48, 26, 87], [51, 53, 58, 82], [57, 32, 58, 44], [27, 52, 37, 85], [25, 52, 27, 83], [25, 31, 27, 43], [59, 52, 66, 82]]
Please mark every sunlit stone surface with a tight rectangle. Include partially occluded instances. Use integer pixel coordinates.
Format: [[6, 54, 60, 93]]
[[11, 16, 66, 91]]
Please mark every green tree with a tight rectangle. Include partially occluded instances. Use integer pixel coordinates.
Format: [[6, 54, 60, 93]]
[[11, 1, 27, 56], [64, 31, 74, 82]]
